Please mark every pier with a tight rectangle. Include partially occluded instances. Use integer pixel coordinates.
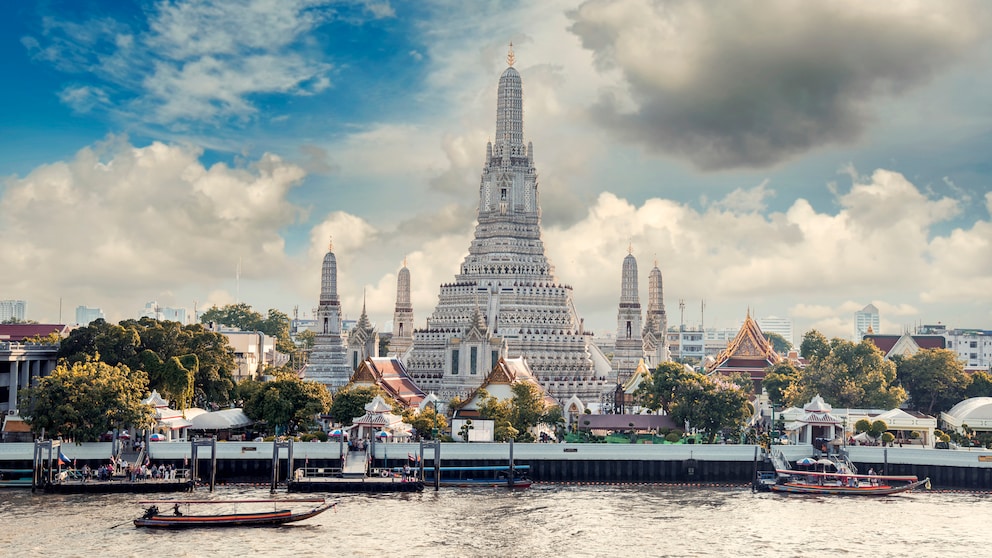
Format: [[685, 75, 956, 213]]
[[5, 440, 992, 491]]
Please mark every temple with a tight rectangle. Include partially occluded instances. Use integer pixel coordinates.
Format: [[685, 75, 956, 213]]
[[403, 46, 613, 403], [388, 260, 415, 359], [304, 240, 352, 389], [612, 248, 644, 383], [641, 260, 669, 366], [705, 310, 782, 391]]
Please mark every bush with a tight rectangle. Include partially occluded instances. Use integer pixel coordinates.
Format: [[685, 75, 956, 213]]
[[881, 432, 895, 445], [665, 432, 682, 443]]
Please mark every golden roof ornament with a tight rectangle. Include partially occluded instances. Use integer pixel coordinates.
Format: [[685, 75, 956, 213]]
[[507, 41, 515, 67], [328, 236, 333, 252]]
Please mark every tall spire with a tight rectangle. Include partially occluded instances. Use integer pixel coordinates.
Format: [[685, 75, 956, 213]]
[[507, 41, 515, 67]]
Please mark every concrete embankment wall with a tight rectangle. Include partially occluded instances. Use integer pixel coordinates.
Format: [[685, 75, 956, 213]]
[[6, 442, 992, 488]]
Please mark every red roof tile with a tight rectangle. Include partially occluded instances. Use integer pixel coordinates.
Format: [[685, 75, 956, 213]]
[[0, 324, 67, 342]]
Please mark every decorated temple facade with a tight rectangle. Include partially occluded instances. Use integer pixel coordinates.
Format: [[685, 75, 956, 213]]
[[388, 260, 415, 359], [613, 250, 644, 383], [404, 47, 613, 403], [305, 240, 352, 390], [641, 261, 669, 366], [705, 310, 782, 392]]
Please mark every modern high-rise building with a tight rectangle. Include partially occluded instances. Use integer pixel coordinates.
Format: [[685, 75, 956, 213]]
[[854, 303, 880, 340], [0, 300, 27, 322], [75, 306, 105, 325], [140, 301, 187, 323], [755, 316, 794, 347], [404, 47, 612, 404]]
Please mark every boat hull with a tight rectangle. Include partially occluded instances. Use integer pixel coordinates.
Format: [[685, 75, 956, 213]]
[[134, 502, 335, 528], [770, 478, 929, 496], [427, 479, 532, 488]]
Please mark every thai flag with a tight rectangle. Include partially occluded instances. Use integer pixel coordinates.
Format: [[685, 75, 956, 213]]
[[58, 450, 72, 467]]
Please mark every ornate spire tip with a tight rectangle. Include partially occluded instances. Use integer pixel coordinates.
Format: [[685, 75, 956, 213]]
[[507, 41, 515, 67]]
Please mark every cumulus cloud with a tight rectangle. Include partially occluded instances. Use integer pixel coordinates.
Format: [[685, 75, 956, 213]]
[[0, 137, 305, 320], [567, 0, 991, 170]]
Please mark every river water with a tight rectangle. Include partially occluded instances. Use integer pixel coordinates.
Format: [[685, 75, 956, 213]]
[[1, 484, 986, 558]]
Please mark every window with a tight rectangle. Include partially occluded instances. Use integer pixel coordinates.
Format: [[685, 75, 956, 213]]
[[451, 350, 459, 375], [352, 352, 358, 370], [501, 188, 507, 200], [492, 350, 499, 367], [471, 347, 478, 375]]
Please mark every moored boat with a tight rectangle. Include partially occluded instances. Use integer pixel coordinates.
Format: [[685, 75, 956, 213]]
[[771, 469, 930, 496], [423, 465, 532, 488], [134, 498, 336, 528]]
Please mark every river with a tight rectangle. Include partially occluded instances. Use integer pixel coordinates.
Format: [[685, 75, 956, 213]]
[[0, 484, 986, 557]]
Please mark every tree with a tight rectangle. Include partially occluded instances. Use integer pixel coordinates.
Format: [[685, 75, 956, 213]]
[[200, 303, 294, 355], [765, 332, 792, 354], [669, 374, 751, 443], [140, 350, 196, 411], [59, 318, 238, 406], [790, 338, 906, 409], [636, 361, 695, 414], [800, 330, 831, 362], [20, 358, 154, 442], [326, 386, 382, 426], [762, 362, 801, 406], [477, 390, 517, 442], [401, 405, 448, 440], [966, 370, 992, 399], [896, 348, 968, 415], [242, 374, 331, 435]]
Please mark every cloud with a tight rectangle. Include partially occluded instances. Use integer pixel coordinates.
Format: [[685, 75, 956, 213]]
[[0, 137, 305, 320], [26, 0, 338, 127], [567, 0, 991, 170]]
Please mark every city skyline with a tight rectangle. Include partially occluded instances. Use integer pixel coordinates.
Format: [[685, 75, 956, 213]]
[[2, 1, 991, 340]]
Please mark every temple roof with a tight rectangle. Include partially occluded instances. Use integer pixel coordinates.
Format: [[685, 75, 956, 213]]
[[349, 360, 425, 408], [706, 312, 781, 373]]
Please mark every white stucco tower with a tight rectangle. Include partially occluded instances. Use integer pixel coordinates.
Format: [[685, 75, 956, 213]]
[[389, 259, 415, 359], [405, 46, 612, 402], [304, 239, 352, 389], [613, 249, 644, 382], [642, 260, 670, 365]]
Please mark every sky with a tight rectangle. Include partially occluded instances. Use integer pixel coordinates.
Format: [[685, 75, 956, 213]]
[[2, 0, 991, 343]]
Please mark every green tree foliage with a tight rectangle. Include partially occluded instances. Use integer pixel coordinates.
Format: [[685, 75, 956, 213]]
[[326, 386, 383, 426], [765, 332, 793, 354], [895, 348, 969, 415], [401, 405, 448, 440], [58, 319, 141, 366], [762, 362, 801, 406], [966, 370, 992, 399], [790, 337, 906, 409], [854, 418, 872, 434], [199, 303, 295, 354], [59, 318, 237, 407], [140, 350, 197, 410], [669, 374, 751, 443], [800, 330, 831, 362], [475, 383, 559, 442], [20, 358, 154, 442], [241, 374, 331, 435], [636, 361, 696, 414], [637, 364, 751, 443]]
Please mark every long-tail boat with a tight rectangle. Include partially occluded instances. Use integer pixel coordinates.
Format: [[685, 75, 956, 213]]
[[134, 498, 336, 528], [771, 469, 930, 496]]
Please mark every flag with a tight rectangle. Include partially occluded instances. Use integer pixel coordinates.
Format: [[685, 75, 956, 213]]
[[58, 450, 71, 467], [145, 455, 150, 467]]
